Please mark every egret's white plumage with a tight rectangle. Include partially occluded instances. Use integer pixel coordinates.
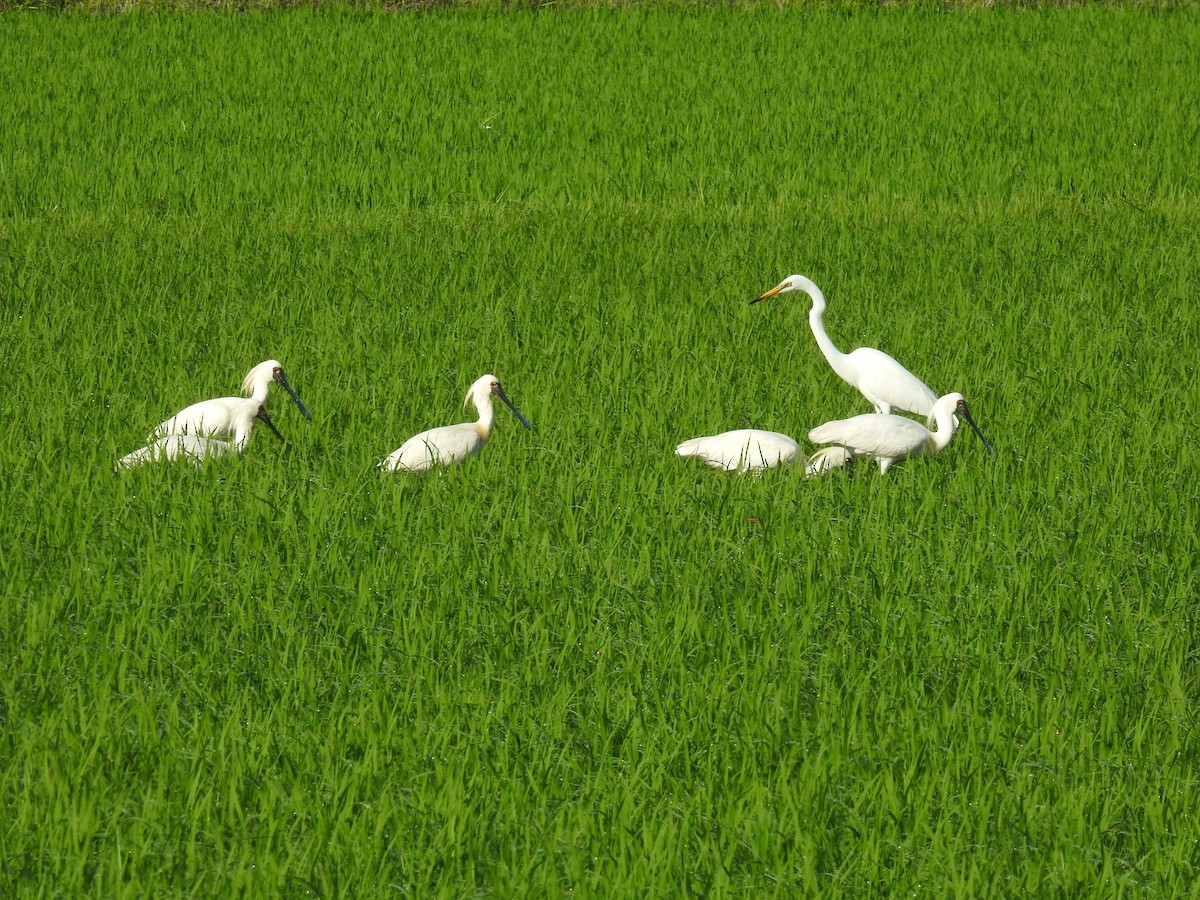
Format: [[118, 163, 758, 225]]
[[117, 403, 287, 471], [152, 359, 311, 442], [382, 374, 532, 473], [674, 430, 852, 476], [808, 392, 995, 474], [752, 274, 938, 418]]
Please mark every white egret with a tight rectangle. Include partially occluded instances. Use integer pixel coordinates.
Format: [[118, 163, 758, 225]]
[[152, 359, 311, 441], [752, 274, 938, 418], [117, 403, 288, 471], [674, 430, 852, 476], [807, 392, 995, 474], [381, 374, 532, 473]]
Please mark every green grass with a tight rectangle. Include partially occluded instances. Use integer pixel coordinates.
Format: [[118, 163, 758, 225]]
[[9, 1, 1195, 12], [2, 5, 1200, 896]]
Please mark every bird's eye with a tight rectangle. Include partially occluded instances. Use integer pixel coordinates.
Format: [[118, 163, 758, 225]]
[[274, 368, 283, 376]]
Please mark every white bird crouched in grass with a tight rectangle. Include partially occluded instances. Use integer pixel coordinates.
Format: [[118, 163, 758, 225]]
[[116, 435, 238, 470], [151, 359, 311, 442], [752, 274, 939, 420], [675, 429, 852, 476], [808, 392, 995, 474], [806, 445, 854, 476], [117, 402, 288, 471], [381, 374, 532, 473]]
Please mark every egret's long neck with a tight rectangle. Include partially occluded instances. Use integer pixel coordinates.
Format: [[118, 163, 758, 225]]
[[803, 281, 853, 381], [928, 403, 959, 454]]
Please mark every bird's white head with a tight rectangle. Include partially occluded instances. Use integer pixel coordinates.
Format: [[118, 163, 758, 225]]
[[463, 374, 532, 431], [464, 374, 501, 413], [241, 360, 285, 397], [936, 392, 967, 418], [936, 392, 996, 457], [241, 359, 312, 421], [751, 274, 822, 306]]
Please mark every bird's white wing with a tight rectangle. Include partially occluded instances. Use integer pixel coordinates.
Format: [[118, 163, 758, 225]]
[[382, 423, 485, 472], [150, 397, 241, 440], [676, 429, 801, 472], [849, 348, 938, 417], [809, 413, 930, 460]]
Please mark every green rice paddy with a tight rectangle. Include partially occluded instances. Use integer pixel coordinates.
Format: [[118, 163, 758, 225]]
[[2, 5, 1199, 895]]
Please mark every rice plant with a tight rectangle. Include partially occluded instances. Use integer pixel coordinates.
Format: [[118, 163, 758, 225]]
[[1, 6, 1198, 895]]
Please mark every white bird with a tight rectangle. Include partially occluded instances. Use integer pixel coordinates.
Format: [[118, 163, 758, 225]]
[[381, 374, 532, 473], [116, 435, 238, 471], [808, 392, 995, 474], [807, 445, 854, 475], [117, 403, 287, 471], [676, 429, 802, 473], [752, 274, 938, 419], [675, 430, 852, 476], [151, 359, 311, 442]]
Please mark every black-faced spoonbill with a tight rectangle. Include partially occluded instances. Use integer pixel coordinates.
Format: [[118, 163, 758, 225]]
[[151, 359, 311, 442], [675, 429, 852, 476], [752, 274, 938, 419], [808, 392, 995, 474], [116, 403, 288, 471], [381, 374, 532, 473]]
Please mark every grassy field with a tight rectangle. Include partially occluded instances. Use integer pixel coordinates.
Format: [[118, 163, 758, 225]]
[[2, 5, 1199, 896]]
